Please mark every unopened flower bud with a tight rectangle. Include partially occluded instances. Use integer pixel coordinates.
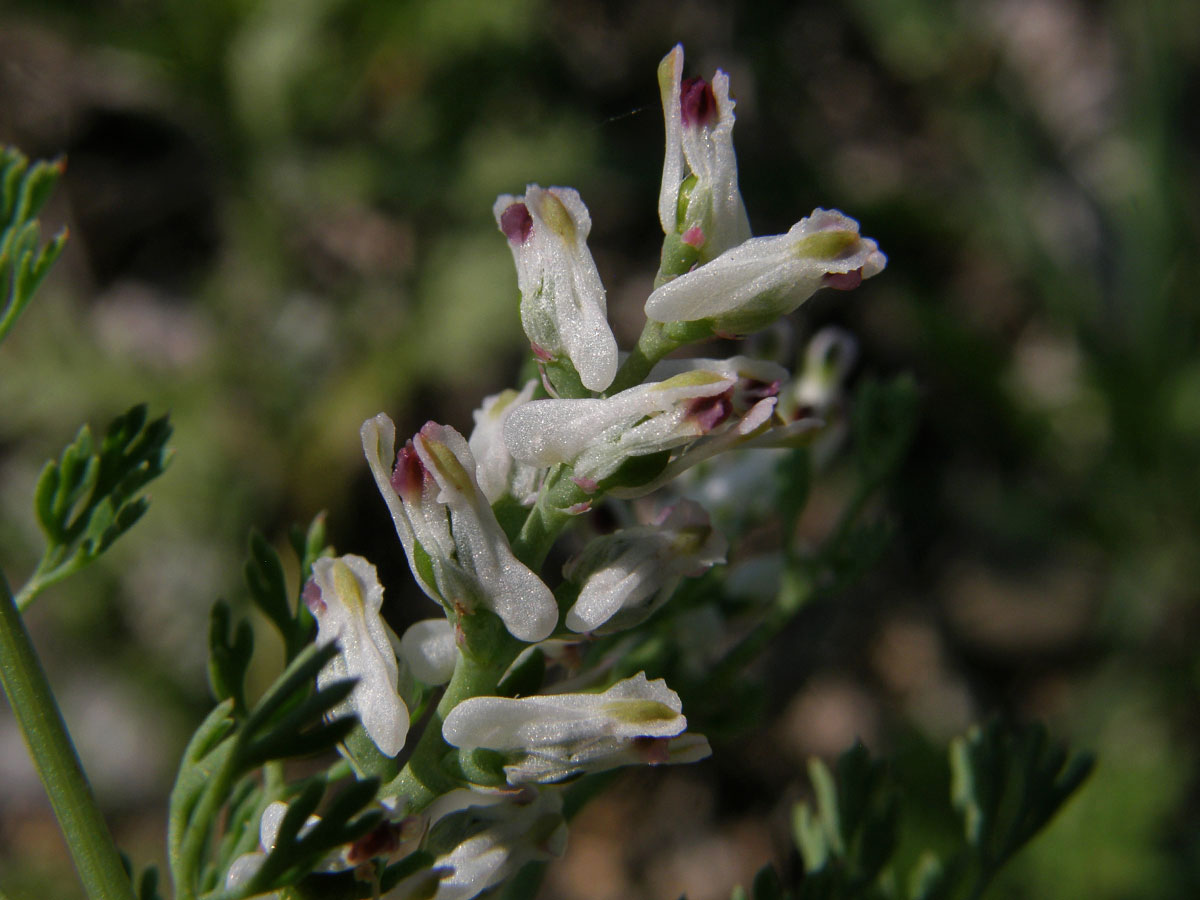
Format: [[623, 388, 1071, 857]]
[[658, 45, 751, 265]]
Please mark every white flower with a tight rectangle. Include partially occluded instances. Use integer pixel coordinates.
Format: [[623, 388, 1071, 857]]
[[504, 369, 734, 489], [504, 356, 791, 492], [564, 500, 727, 633], [657, 44, 751, 261], [361, 415, 558, 643], [645, 208, 886, 333], [399, 618, 458, 686], [442, 673, 711, 785], [305, 555, 409, 757], [467, 380, 542, 505], [494, 185, 618, 392], [425, 789, 568, 900]]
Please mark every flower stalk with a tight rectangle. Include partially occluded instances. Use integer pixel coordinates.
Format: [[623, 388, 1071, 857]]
[[0, 570, 137, 900]]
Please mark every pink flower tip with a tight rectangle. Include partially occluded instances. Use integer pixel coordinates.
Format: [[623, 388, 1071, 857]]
[[571, 476, 599, 494], [685, 391, 734, 432], [302, 579, 325, 615], [822, 268, 864, 291], [499, 202, 533, 244], [681, 226, 706, 248]]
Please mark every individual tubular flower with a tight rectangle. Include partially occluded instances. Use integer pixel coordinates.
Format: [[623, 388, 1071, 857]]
[[424, 788, 568, 900], [305, 555, 409, 757], [467, 379, 542, 506], [494, 185, 618, 392], [658, 44, 751, 265], [441, 672, 712, 785], [361, 415, 558, 643], [645, 208, 886, 334], [503, 357, 783, 490], [564, 500, 727, 633]]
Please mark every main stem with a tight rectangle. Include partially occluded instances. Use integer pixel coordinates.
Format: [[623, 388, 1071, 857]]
[[0, 570, 136, 900]]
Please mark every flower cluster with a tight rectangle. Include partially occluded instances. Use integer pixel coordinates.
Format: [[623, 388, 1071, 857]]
[[270, 44, 884, 900]]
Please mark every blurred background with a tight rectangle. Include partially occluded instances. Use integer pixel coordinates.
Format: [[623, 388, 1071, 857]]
[[1, 0, 1197, 898]]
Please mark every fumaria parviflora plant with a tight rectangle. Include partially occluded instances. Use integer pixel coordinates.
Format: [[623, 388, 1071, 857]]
[[0, 45, 1091, 900]]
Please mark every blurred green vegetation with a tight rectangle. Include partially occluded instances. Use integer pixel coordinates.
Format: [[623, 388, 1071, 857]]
[[0, 1, 1197, 899]]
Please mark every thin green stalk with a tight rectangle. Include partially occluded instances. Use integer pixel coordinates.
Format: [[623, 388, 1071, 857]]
[[606, 319, 715, 396], [0, 570, 136, 900], [606, 321, 675, 395]]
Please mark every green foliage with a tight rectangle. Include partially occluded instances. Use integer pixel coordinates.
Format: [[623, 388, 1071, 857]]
[[792, 744, 899, 899], [949, 720, 1095, 889], [852, 375, 920, 489], [246, 516, 327, 664], [168, 643, 370, 900], [208, 599, 255, 716], [734, 725, 1091, 900], [0, 147, 67, 347], [18, 403, 172, 610]]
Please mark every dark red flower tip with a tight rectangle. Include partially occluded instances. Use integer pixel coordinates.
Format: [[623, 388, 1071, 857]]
[[391, 441, 426, 498], [686, 390, 734, 432], [822, 268, 864, 291], [680, 77, 717, 128], [500, 202, 533, 244]]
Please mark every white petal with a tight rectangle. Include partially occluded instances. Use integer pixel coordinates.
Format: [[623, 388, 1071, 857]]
[[400, 618, 458, 685], [442, 672, 686, 751], [311, 555, 409, 757], [468, 380, 538, 504], [414, 424, 558, 643], [657, 44, 686, 235]]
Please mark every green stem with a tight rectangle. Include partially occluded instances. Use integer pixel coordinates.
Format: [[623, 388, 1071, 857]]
[[606, 319, 714, 396], [510, 466, 587, 571], [0, 570, 136, 900], [385, 649, 510, 813], [607, 321, 674, 395]]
